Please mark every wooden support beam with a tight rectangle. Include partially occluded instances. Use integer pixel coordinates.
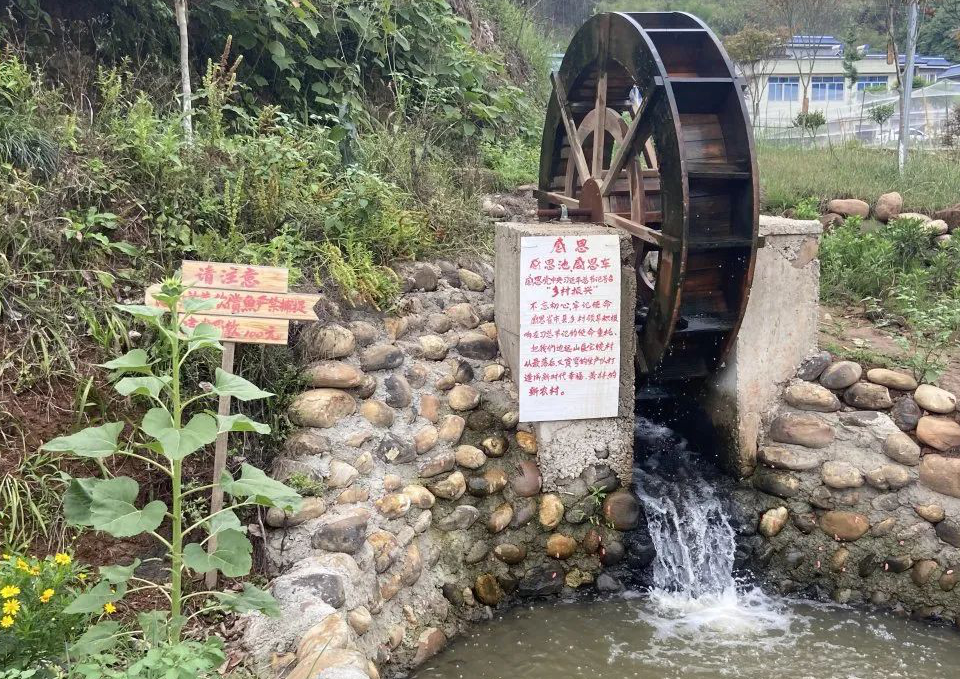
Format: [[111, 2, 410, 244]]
[[600, 86, 661, 197], [603, 213, 679, 251], [550, 71, 591, 182], [534, 189, 579, 208]]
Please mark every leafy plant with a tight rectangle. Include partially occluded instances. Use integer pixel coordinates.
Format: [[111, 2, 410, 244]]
[[479, 136, 539, 190], [0, 551, 91, 671], [868, 103, 896, 140], [40, 277, 300, 657], [0, 449, 64, 552], [792, 196, 820, 220], [793, 110, 826, 145]]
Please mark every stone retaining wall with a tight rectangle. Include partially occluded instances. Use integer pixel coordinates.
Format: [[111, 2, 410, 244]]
[[242, 257, 640, 679], [741, 355, 960, 620]]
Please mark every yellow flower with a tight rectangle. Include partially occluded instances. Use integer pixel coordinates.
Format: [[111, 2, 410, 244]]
[[29, 567, 40, 577], [0, 586, 19, 599], [40, 589, 55, 603], [15, 559, 30, 573], [103, 602, 116, 614], [0, 616, 13, 628], [2, 599, 19, 615], [1, 554, 9, 560], [54, 553, 72, 566], [77, 573, 87, 581]]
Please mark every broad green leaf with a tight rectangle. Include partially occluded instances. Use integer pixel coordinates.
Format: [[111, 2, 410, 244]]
[[99, 558, 141, 585], [115, 375, 170, 399], [220, 464, 301, 511], [182, 296, 218, 314], [211, 368, 274, 401], [137, 610, 174, 646], [207, 509, 242, 537], [63, 581, 127, 614], [42, 422, 124, 458], [98, 349, 153, 374], [68, 621, 122, 656], [141, 407, 173, 439], [63, 477, 102, 526], [115, 303, 167, 321], [216, 414, 270, 435], [156, 413, 218, 461], [182, 529, 252, 577], [215, 583, 280, 617], [186, 322, 223, 352], [89, 477, 167, 537]]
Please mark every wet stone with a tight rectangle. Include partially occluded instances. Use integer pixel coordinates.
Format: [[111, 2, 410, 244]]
[[792, 512, 817, 534], [482, 435, 509, 458], [891, 396, 922, 431], [511, 460, 542, 497], [759, 506, 789, 537], [487, 502, 513, 533], [600, 541, 625, 566], [546, 534, 577, 559], [769, 413, 835, 448], [858, 553, 880, 577], [758, 446, 820, 471], [754, 470, 801, 498], [436, 505, 479, 531], [493, 543, 526, 565], [820, 511, 870, 541], [912, 559, 939, 586], [518, 567, 565, 598], [428, 471, 466, 500], [797, 351, 832, 381], [843, 383, 893, 410], [822, 461, 864, 489], [884, 555, 914, 573], [474, 573, 503, 606], [602, 490, 641, 530], [940, 569, 958, 591], [935, 519, 960, 548], [360, 343, 404, 371], [468, 468, 508, 497], [819, 361, 862, 389]]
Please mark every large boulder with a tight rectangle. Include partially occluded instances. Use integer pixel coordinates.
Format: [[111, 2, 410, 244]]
[[820, 511, 870, 541], [914, 384, 957, 414], [288, 389, 357, 428], [934, 203, 960, 231], [873, 192, 903, 222], [916, 416, 960, 451], [919, 454, 960, 498], [769, 413, 835, 448], [827, 198, 869, 218]]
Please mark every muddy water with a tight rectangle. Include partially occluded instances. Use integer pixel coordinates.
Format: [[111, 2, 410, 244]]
[[412, 593, 960, 679]]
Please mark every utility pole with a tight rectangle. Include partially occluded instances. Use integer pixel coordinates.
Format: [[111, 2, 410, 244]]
[[898, 0, 919, 173], [175, 0, 193, 144]]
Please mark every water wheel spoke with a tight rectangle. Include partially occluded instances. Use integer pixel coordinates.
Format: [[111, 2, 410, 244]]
[[600, 85, 662, 197], [550, 71, 591, 184], [590, 17, 610, 180]]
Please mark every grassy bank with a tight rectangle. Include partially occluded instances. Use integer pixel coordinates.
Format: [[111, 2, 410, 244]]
[[758, 143, 960, 214]]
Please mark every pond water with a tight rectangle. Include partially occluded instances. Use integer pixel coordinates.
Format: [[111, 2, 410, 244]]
[[414, 416, 960, 679]]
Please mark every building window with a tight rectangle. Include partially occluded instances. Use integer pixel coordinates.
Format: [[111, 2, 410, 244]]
[[812, 76, 844, 101], [857, 75, 889, 91], [768, 76, 800, 101]]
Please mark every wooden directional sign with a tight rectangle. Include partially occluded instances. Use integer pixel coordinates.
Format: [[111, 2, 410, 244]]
[[145, 260, 322, 587]]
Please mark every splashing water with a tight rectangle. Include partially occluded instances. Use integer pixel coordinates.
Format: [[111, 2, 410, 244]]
[[631, 418, 792, 638]]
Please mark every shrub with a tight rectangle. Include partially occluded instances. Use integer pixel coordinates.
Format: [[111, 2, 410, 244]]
[[0, 551, 90, 671], [792, 197, 820, 220], [479, 136, 540, 191]]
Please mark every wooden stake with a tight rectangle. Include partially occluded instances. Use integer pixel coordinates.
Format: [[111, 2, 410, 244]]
[[205, 340, 235, 588]]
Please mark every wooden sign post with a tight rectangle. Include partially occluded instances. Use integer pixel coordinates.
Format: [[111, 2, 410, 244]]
[[147, 261, 321, 587]]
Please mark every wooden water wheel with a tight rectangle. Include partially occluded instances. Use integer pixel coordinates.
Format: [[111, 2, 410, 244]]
[[536, 11, 759, 384]]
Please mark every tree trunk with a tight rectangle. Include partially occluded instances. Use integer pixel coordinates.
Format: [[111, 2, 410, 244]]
[[175, 0, 193, 144], [898, 0, 918, 173]]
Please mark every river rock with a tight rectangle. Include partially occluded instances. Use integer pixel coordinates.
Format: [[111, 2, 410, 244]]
[[351, 375, 377, 399], [458, 268, 486, 292], [289, 389, 357, 428], [312, 510, 370, 553], [916, 416, 960, 450], [487, 502, 513, 533], [448, 385, 480, 411], [438, 415, 466, 443], [307, 324, 356, 358], [474, 573, 503, 605], [518, 566, 565, 598], [914, 384, 957, 413], [455, 445, 487, 469], [822, 461, 864, 489], [410, 263, 438, 291], [602, 490, 641, 530], [412, 628, 446, 666], [880, 431, 921, 466], [874, 192, 903, 222], [936, 520, 960, 547], [384, 316, 409, 341], [425, 313, 452, 335], [384, 374, 412, 408], [419, 335, 448, 361], [866, 368, 917, 391], [483, 364, 505, 381], [926, 219, 950, 235], [820, 511, 870, 541], [546, 534, 577, 559], [457, 332, 498, 360], [539, 494, 564, 528], [419, 451, 456, 478], [827, 198, 869, 218], [819, 360, 863, 389], [376, 434, 416, 465], [510, 460, 542, 497], [368, 531, 402, 573], [759, 507, 789, 537], [919, 454, 960, 497], [266, 496, 327, 528], [413, 426, 439, 455], [865, 464, 912, 491], [492, 543, 526, 566], [754, 471, 800, 498], [403, 485, 436, 509], [360, 344, 403, 371], [769, 413, 835, 448], [515, 431, 538, 454], [428, 471, 466, 500], [797, 351, 832, 381], [436, 505, 479, 531], [327, 460, 359, 489], [419, 394, 440, 423], [360, 400, 394, 427], [446, 303, 479, 328], [843, 382, 892, 410], [469, 468, 508, 496], [891, 396, 921, 431], [912, 559, 939, 586], [784, 382, 841, 412], [482, 435, 509, 457], [304, 361, 364, 389], [375, 493, 411, 519], [916, 503, 945, 523], [758, 446, 820, 471]]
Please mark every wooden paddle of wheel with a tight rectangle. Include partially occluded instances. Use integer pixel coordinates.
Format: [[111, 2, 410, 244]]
[[536, 11, 760, 384]]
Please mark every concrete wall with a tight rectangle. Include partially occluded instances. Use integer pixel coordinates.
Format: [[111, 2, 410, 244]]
[[494, 222, 637, 488], [703, 215, 823, 477]]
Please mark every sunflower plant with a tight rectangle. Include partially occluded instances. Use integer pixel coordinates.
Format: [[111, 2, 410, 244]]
[[39, 277, 301, 664], [0, 551, 90, 670]]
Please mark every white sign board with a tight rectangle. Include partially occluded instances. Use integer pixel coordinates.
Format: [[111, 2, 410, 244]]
[[518, 234, 621, 422]]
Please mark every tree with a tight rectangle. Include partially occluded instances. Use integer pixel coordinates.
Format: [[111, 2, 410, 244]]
[[869, 101, 896, 141], [899, 0, 920, 173], [793, 109, 826, 144], [916, 0, 960, 62], [767, 0, 851, 113], [174, 0, 193, 143], [725, 26, 788, 123]]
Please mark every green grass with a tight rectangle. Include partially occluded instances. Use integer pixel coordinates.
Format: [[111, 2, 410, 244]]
[[759, 142, 960, 214]]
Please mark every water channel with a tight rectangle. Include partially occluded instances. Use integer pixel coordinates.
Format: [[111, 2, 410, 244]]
[[413, 417, 960, 679]]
